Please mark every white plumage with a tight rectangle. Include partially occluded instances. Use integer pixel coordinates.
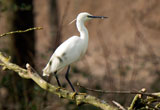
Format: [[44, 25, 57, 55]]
[[42, 12, 107, 91], [43, 12, 91, 76], [43, 35, 87, 76]]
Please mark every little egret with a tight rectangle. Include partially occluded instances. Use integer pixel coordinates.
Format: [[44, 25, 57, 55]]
[[43, 12, 107, 91]]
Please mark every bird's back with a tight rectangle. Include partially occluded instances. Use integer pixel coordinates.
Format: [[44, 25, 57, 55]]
[[54, 36, 86, 66]]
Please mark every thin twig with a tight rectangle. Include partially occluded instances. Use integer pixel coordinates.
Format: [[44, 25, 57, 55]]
[[0, 27, 43, 37], [77, 83, 160, 99], [112, 100, 126, 110]]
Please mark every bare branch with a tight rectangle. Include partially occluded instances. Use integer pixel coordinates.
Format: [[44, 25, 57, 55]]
[[0, 27, 43, 37], [112, 100, 126, 110], [0, 52, 117, 110], [77, 83, 160, 99], [0, 52, 30, 79]]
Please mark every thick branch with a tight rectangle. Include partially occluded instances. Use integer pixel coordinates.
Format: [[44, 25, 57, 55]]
[[0, 52, 117, 110], [0, 52, 30, 78]]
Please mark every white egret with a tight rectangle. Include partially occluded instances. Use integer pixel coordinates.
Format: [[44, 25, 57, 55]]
[[43, 12, 107, 91]]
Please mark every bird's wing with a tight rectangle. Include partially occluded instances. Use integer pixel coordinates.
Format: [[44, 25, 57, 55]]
[[54, 36, 83, 66], [43, 36, 83, 75], [54, 36, 81, 56]]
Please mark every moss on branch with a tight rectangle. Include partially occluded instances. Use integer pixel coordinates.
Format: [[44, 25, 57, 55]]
[[0, 27, 42, 37], [0, 52, 117, 110]]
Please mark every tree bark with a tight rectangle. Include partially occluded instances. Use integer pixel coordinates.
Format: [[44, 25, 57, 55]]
[[11, 0, 35, 108]]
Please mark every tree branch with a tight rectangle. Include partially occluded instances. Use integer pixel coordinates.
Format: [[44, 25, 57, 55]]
[[112, 100, 126, 110], [77, 83, 160, 99], [0, 52, 117, 110], [0, 27, 43, 37], [77, 83, 160, 109]]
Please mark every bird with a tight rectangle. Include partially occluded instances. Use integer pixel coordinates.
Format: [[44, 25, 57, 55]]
[[43, 12, 107, 91]]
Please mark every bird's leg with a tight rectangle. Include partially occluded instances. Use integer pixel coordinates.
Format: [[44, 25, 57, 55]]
[[54, 72, 62, 91], [65, 66, 77, 99], [65, 65, 76, 92]]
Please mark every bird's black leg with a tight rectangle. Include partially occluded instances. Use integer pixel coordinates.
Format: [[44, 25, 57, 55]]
[[54, 72, 61, 87], [65, 65, 75, 91]]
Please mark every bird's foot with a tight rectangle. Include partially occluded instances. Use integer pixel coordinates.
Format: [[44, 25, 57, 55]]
[[71, 92, 77, 99], [56, 86, 66, 91], [55, 87, 61, 91], [55, 87, 65, 98], [78, 92, 87, 96], [75, 92, 87, 106], [71, 92, 87, 99]]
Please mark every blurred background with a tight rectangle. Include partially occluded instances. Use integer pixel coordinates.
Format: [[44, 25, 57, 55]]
[[0, 0, 160, 110]]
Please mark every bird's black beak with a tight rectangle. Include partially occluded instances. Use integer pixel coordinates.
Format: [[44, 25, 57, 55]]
[[88, 15, 108, 19]]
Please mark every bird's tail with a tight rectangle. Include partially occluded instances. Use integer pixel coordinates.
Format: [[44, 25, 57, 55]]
[[42, 63, 50, 76], [43, 56, 60, 76]]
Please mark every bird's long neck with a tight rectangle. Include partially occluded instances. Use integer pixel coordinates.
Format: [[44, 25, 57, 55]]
[[76, 20, 88, 40]]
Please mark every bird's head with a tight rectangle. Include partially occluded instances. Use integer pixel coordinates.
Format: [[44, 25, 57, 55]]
[[69, 12, 107, 25], [77, 12, 107, 22]]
